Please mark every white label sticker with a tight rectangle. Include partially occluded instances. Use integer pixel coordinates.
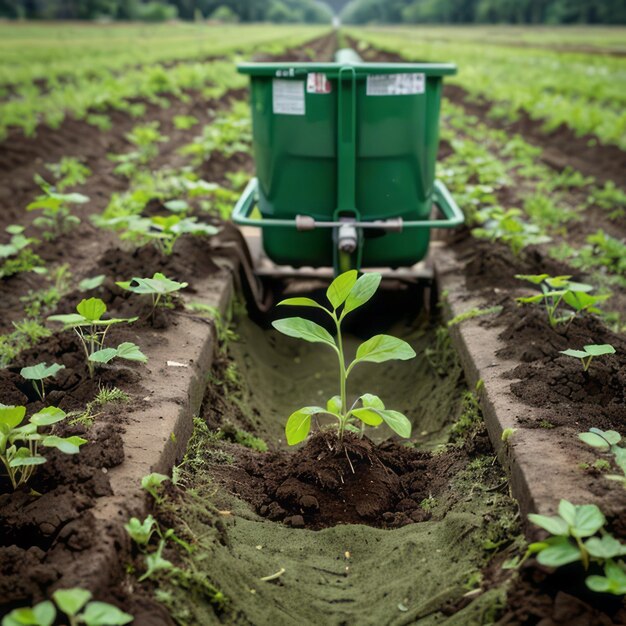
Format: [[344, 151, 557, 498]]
[[273, 79, 305, 115], [366, 73, 425, 96], [307, 73, 332, 94]]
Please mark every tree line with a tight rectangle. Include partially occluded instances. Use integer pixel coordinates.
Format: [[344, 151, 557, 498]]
[[341, 0, 626, 24], [0, 0, 334, 22]]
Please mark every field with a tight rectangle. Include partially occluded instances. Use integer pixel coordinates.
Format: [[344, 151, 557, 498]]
[[0, 21, 625, 626]]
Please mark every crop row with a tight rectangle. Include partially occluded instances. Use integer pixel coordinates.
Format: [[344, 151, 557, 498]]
[[0, 25, 324, 139], [0, 23, 324, 88], [349, 27, 626, 149]]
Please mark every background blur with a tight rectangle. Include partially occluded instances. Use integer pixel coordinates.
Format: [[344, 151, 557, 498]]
[[0, 0, 624, 24]]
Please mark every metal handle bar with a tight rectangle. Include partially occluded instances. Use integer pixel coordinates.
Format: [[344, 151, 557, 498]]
[[232, 178, 464, 231]]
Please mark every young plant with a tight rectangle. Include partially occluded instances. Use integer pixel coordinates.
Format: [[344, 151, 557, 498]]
[[560, 344, 616, 372], [116, 272, 188, 312], [48, 297, 146, 378], [272, 271, 415, 445], [0, 405, 86, 490], [2, 588, 132, 626], [579, 428, 626, 488], [27, 175, 88, 240], [527, 500, 626, 595], [20, 361, 65, 401], [109, 121, 168, 178], [118, 214, 218, 255], [515, 274, 604, 327], [46, 156, 92, 191], [0, 225, 46, 279], [141, 471, 169, 502]]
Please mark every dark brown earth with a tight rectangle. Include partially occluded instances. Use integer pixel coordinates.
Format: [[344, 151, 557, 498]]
[[211, 431, 467, 529]]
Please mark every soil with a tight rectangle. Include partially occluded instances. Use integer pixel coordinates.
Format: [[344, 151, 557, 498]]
[[213, 432, 464, 529]]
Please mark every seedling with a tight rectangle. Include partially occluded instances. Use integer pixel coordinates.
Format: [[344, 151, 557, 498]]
[[141, 471, 169, 502], [78, 274, 106, 292], [118, 214, 218, 255], [27, 175, 88, 240], [0, 225, 33, 260], [20, 361, 65, 401], [579, 428, 626, 488], [0, 404, 86, 490], [116, 272, 188, 312], [110, 121, 168, 178], [272, 271, 415, 445], [526, 500, 626, 596], [472, 207, 550, 255], [515, 274, 605, 327], [125, 513, 190, 583], [560, 344, 616, 371], [2, 588, 133, 626], [48, 297, 146, 378], [46, 156, 92, 191]]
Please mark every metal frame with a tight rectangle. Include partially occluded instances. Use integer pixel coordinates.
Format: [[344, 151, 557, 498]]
[[232, 178, 465, 231]]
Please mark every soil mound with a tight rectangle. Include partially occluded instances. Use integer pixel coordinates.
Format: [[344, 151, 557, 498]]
[[214, 432, 464, 530]]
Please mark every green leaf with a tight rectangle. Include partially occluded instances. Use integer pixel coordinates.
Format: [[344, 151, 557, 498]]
[[589, 428, 621, 445], [277, 297, 325, 310], [558, 499, 577, 526], [560, 349, 589, 359], [326, 270, 358, 309], [52, 588, 92, 617], [80, 602, 133, 626], [587, 561, 626, 595], [516, 294, 544, 304], [578, 432, 611, 449], [47, 313, 88, 327], [2, 601, 56, 626], [117, 273, 187, 296], [79, 275, 106, 291], [351, 408, 383, 426], [354, 335, 416, 366], [115, 342, 147, 363], [375, 409, 412, 438], [584, 344, 615, 357], [570, 504, 606, 537], [20, 362, 65, 381], [528, 513, 569, 536], [285, 407, 324, 445], [141, 472, 169, 491], [359, 393, 385, 410], [585, 535, 626, 559], [272, 318, 336, 349], [30, 407, 66, 426], [342, 273, 381, 316], [76, 297, 107, 321], [515, 273, 550, 284], [9, 455, 47, 468], [326, 396, 342, 415], [0, 405, 26, 429], [42, 435, 87, 454], [536, 539, 582, 567], [89, 348, 118, 364]]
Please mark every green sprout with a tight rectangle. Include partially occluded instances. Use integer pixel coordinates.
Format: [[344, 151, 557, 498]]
[[2, 588, 132, 626], [19, 362, 65, 401], [272, 270, 415, 445], [515, 274, 607, 328], [141, 471, 169, 502], [526, 500, 626, 596], [579, 428, 626, 488], [46, 156, 92, 191], [116, 272, 188, 312], [48, 297, 146, 378], [560, 344, 616, 372], [0, 405, 86, 490], [27, 175, 88, 240]]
